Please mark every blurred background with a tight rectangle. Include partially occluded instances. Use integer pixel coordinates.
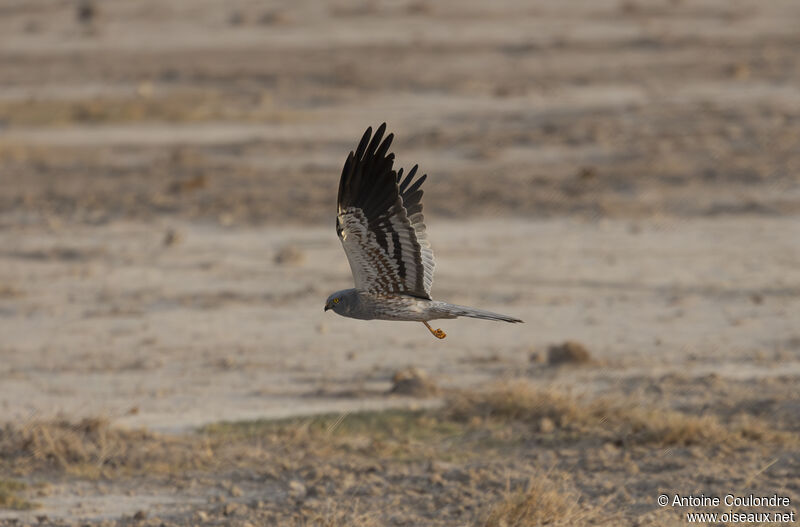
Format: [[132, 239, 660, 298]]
[[2, 0, 798, 224], [1, 0, 799, 524]]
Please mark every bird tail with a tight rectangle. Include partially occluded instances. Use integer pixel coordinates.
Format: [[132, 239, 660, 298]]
[[441, 303, 523, 323]]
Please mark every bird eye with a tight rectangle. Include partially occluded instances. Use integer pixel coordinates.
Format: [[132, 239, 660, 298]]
[[333, 298, 340, 304]]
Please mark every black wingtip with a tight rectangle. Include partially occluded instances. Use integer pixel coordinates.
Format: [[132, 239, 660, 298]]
[[406, 173, 426, 195], [365, 124, 387, 160], [375, 132, 394, 160], [355, 126, 372, 159]]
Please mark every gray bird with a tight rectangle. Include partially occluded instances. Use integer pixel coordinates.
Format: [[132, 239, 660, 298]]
[[324, 124, 523, 339]]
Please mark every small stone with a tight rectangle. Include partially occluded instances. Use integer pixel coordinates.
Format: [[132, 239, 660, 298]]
[[76, 0, 96, 23], [538, 417, 555, 433], [288, 480, 307, 500], [133, 510, 147, 521], [223, 503, 243, 516], [259, 10, 289, 25], [528, 350, 546, 363], [163, 228, 181, 247], [389, 367, 439, 397], [274, 245, 305, 266], [727, 62, 750, 80]]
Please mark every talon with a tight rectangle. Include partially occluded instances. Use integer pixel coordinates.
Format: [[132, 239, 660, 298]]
[[423, 321, 447, 340]]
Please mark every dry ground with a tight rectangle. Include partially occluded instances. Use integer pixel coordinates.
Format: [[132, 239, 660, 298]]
[[1, 0, 799, 525], [1, 381, 798, 525]]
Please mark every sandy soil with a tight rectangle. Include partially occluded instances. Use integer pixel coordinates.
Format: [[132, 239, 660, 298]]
[[1, 0, 799, 525], [1, 216, 798, 434]]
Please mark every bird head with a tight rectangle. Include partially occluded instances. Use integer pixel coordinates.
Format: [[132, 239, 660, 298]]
[[324, 289, 352, 314]]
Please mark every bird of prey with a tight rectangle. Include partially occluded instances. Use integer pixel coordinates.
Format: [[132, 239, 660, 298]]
[[324, 123, 523, 339]]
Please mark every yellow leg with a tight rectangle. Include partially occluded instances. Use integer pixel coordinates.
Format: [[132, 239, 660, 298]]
[[423, 321, 446, 339]]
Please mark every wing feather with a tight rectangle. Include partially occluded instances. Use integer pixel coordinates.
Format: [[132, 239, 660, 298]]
[[336, 124, 435, 299]]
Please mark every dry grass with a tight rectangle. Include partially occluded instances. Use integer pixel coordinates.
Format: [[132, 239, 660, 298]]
[[3, 384, 788, 482], [0, 418, 213, 478], [546, 341, 593, 365], [299, 506, 381, 527], [481, 477, 588, 527], [204, 408, 461, 444], [447, 382, 582, 424], [446, 381, 793, 448], [203, 408, 466, 464], [0, 384, 793, 522], [0, 480, 38, 511]]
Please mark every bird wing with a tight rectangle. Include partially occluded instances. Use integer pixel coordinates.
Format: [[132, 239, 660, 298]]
[[336, 123, 435, 299]]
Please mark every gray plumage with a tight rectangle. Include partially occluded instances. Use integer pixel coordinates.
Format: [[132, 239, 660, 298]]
[[324, 124, 523, 336]]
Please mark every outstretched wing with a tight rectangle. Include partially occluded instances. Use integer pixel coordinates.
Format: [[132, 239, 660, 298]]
[[336, 123, 435, 299]]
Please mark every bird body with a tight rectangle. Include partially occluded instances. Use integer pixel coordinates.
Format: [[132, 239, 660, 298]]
[[325, 289, 521, 324], [324, 123, 522, 338]]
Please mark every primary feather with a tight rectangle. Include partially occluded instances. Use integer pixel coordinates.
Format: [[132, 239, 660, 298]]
[[336, 123, 435, 300]]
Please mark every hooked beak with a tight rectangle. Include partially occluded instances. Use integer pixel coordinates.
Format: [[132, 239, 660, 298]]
[[324, 303, 331, 312]]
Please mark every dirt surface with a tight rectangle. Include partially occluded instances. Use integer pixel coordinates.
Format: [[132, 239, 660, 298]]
[[1, 0, 799, 525]]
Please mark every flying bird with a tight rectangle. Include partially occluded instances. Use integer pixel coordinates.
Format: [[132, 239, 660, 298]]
[[324, 123, 523, 339]]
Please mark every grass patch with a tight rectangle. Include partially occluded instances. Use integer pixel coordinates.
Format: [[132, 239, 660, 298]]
[[481, 477, 587, 527], [204, 381, 792, 465], [301, 506, 381, 527], [0, 418, 213, 478], [0, 480, 38, 511], [204, 409, 462, 442], [203, 409, 470, 462], [445, 381, 794, 448]]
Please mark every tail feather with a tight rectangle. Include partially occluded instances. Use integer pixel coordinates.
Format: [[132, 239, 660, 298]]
[[442, 303, 523, 323]]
